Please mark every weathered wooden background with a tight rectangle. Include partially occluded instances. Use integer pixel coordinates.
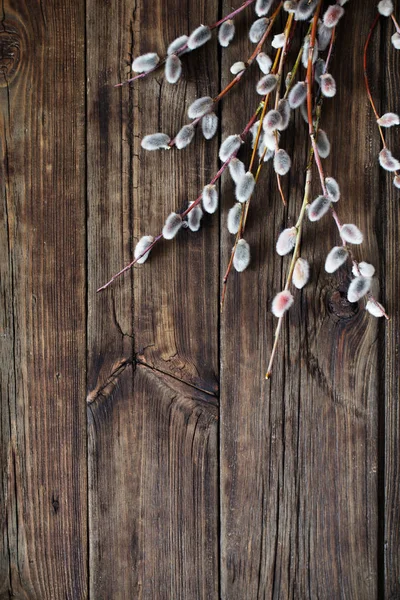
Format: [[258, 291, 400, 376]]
[[1, 0, 399, 598]]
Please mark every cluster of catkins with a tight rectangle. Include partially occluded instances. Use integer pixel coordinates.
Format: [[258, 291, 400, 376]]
[[103, 0, 390, 375]]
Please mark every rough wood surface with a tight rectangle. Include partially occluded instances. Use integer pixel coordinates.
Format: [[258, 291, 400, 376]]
[[0, 0, 399, 599]]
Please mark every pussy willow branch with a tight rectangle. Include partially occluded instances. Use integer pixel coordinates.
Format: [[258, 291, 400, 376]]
[[115, 0, 257, 87], [364, 13, 387, 147]]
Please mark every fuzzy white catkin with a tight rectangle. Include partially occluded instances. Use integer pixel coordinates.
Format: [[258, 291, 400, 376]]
[[175, 124, 195, 149], [302, 37, 318, 68], [233, 239, 251, 272], [256, 74, 278, 95], [392, 32, 400, 49], [264, 109, 282, 132], [273, 149, 291, 175], [394, 175, 400, 188], [276, 227, 297, 256], [187, 25, 212, 50], [366, 300, 386, 317], [188, 96, 214, 119], [295, 0, 318, 21], [132, 52, 160, 73], [318, 23, 332, 52], [219, 135, 242, 162], [227, 203, 242, 234], [256, 52, 273, 74], [352, 261, 375, 278], [201, 112, 218, 140], [325, 177, 340, 202], [218, 20, 235, 47], [379, 148, 400, 171], [165, 54, 182, 84], [283, 0, 297, 12], [134, 235, 154, 264], [187, 201, 203, 232], [325, 246, 348, 273], [293, 258, 310, 289], [377, 112, 400, 127], [323, 5, 345, 28], [249, 18, 268, 43], [277, 99, 291, 131], [141, 133, 171, 150], [347, 276, 371, 303], [272, 33, 286, 48], [316, 129, 331, 158], [340, 224, 364, 244], [236, 171, 256, 203], [320, 73, 336, 98], [162, 212, 183, 239], [315, 59, 326, 84], [308, 195, 330, 221], [255, 0, 274, 17], [250, 120, 261, 147], [229, 158, 246, 184], [288, 81, 307, 108], [378, 0, 393, 16], [167, 35, 189, 55], [272, 290, 294, 317], [202, 184, 219, 214], [230, 61, 246, 74]]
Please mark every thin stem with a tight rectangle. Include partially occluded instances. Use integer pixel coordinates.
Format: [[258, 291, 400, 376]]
[[363, 13, 386, 147], [391, 13, 400, 34], [210, 0, 256, 29]]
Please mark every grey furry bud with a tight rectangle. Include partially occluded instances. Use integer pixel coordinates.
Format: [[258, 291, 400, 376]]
[[276, 227, 297, 256], [323, 5, 345, 28], [255, 0, 274, 17], [227, 203, 243, 234], [352, 262, 375, 278], [132, 52, 160, 73], [288, 81, 307, 108], [249, 18, 268, 43], [302, 36, 318, 68], [394, 175, 400, 188], [175, 124, 195, 149], [201, 112, 218, 140], [340, 224, 364, 244], [293, 258, 310, 289], [392, 32, 400, 49], [377, 112, 400, 127], [366, 300, 386, 317], [295, 0, 318, 21], [264, 109, 282, 132], [314, 58, 326, 84], [188, 96, 214, 119], [325, 246, 348, 273], [256, 74, 278, 95], [230, 61, 246, 74], [202, 184, 219, 213], [218, 20, 235, 47], [308, 195, 330, 221], [272, 33, 286, 48], [187, 201, 203, 232], [325, 177, 340, 202], [229, 158, 246, 184], [167, 35, 189, 55], [276, 99, 291, 131], [347, 276, 371, 303], [316, 129, 331, 158], [219, 135, 242, 161], [165, 54, 182, 84], [134, 235, 155, 264], [162, 212, 183, 239], [379, 148, 400, 171], [256, 52, 273, 74], [262, 130, 278, 151], [141, 133, 171, 151], [320, 73, 336, 97], [236, 171, 256, 203], [318, 23, 332, 51], [188, 25, 212, 50], [273, 149, 291, 175], [378, 0, 393, 16], [233, 239, 251, 272]]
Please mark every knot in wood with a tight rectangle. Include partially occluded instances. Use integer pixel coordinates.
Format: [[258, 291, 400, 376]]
[[0, 29, 21, 85], [327, 288, 359, 320]]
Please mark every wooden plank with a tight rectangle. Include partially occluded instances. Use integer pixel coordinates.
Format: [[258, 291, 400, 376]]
[[86, 0, 220, 596], [0, 1, 87, 598], [220, 2, 381, 597]]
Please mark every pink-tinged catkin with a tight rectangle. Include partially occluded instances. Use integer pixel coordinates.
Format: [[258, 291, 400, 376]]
[[325, 246, 349, 273], [202, 184, 219, 214], [272, 290, 294, 317], [249, 18, 268, 43], [134, 235, 155, 264], [277, 99, 291, 131], [273, 149, 291, 175], [132, 52, 160, 73], [325, 177, 340, 202], [392, 32, 400, 49], [201, 112, 218, 140], [288, 81, 307, 108], [347, 276, 371, 303], [165, 54, 182, 84], [230, 61, 246, 74], [229, 158, 246, 183], [233, 239, 251, 272], [218, 20, 235, 47], [352, 261, 375, 278], [378, 0, 394, 17], [377, 112, 400, 127], [255, 0, 274, 17], [188, 96, 214, 119], [379, 148, 400, 171], [340, 223, 364, 244], [366, 300, 387, 317], [276, 227, 297, 256], [256, 52, 273, 74], [256, 74, 278, 95], [293, 258, 310, 289], [320, 73, 337, 98], [323, 5, 345, 28], [187, 25, 212, 50], [264, 109, 282, 132], [316, 129, 331, 158], [227, 203, 242, 234], [236, 171, 256, 203], [219, 134, 242, 161], [175, 124, 195, 149], [187, 201, 203, 232], [295, 0, 318, 21], [308, 195, 330, 221], [162, 213, 183, 239], [167, 35, 189, 56], [141, 133, 171, 151]]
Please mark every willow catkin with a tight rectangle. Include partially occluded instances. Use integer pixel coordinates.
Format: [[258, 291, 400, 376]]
[[323, 5, 345, 27], [229, 158, 246, 184], [167, 35, 189, 55], [264, 109, 282, 132], [293, 258, 310, 289], [392, 32, 400, 49], [201, 112, 218, 140], [219, 135, 242, 162], [233, 239, 251, 272], [236, 172, 256, 203], [394, 175, 400, 188], [273, 149, 291, 175], [276, 227, 297, 256], [187, 25, 212, 50], [302, 36, 318, 68], [132, 52, 160, 73], [316, 129, 331, 158], [249, 18, 268, 43], [325, 177, 340, 202], [378, 0, 393, 17], [277, 99, 291, 131], [379, 148, 400, 171], [352, 261, 375, 278], [227, 203, 242, 234], [272, 290, 294, 317], [141, 133, 171, 150], [187, 202, 203, 232], [295, 0, 318, 21], [288, 81, 307, 108], [325, 246, 348, 273], [377, 112, 400, 127], [340, 223, 364, 244], [175, 124, 195, 149], [230, 61, 246, 74], [202, 184, 219, 213], [320, 73, 336, 97], [256, 74, 278, 95], [165, 54, 182, 84], [162, 212, 183, 239], [347, 276, 371, 303], [272, 33, 286, 48], [255, 0, 274, 17], [318, 22, 332, 51], [256, 52, 273, 74], [308, 195, 330, 221], [315, 59, 326, 84], [218, 20, 235, 47], [134, 235, 155, 264], [188, 96, 214, 119], [366, 300, 386, 317]]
